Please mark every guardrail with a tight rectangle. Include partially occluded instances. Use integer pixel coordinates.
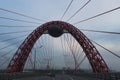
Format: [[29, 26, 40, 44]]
[[95, 73, 120, 80], [0, 72, 42, 80], [0, 71, 120, 80], [0, 70, 61, 80], [70, 72, 120, 80]]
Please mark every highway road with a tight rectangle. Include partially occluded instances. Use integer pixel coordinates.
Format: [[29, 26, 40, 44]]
[[13, 74, 100, 80]]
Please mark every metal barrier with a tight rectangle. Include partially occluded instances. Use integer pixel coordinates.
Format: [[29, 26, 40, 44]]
[[0, 71, 120, 80], [69, 72, 120, 80], [0, 72, 41, 80], [96, 73, 120, 80]]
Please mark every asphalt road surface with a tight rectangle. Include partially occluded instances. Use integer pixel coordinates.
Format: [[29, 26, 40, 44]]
[[13, 74, 100, 80]]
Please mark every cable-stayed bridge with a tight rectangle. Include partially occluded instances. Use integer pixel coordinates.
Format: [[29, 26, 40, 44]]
[[0, 0, 120, 80]]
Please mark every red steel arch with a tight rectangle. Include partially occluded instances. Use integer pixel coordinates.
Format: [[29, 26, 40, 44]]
[[6, 21, 109, 73]]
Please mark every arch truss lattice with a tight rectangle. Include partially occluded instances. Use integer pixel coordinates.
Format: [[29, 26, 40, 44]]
[[6, 21, 109, 73]]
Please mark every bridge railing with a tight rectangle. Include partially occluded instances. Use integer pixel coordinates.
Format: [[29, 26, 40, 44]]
[[0, 70, 62, 80], [69, 72, 120, 80], [0, 72, 41, 80], [0, 70, 120, 80], [95, 72, 120, 80]]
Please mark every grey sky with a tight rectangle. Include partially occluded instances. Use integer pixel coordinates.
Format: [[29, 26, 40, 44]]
[[0, 0, 120, 71]]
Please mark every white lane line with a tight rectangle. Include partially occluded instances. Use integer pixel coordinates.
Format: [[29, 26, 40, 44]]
[[52, 77, 55, 80], [66, 75, 74, 80]]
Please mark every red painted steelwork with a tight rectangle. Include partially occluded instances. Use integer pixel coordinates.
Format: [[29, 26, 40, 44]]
[[5, 21, 109, 73]]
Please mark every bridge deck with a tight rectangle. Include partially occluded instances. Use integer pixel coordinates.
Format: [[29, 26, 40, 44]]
[[1, 71, 120, 80], [13, 74, 100, 80]]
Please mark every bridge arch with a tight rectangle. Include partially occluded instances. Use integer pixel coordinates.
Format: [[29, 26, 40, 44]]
[[6, 21, 109, 73]]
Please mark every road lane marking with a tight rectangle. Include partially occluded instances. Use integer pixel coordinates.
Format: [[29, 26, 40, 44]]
[[66, 75, 74, 80]]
